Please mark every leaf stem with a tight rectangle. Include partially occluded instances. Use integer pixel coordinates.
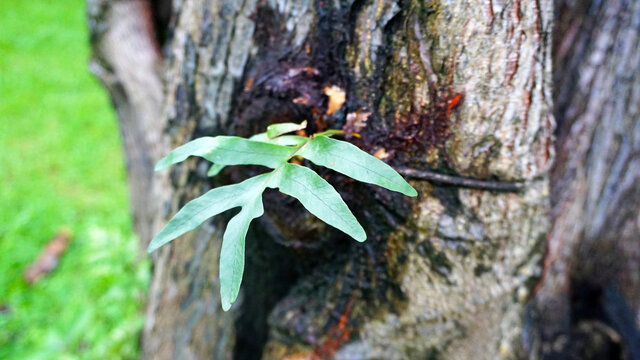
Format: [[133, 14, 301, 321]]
[[258, 138, 312, 191]]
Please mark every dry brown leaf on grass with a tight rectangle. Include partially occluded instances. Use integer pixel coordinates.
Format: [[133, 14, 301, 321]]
[[24, 228, 72, 284]]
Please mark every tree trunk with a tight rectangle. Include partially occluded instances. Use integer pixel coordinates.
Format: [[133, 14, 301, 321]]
[[87, 0, 170, 251], [90, 0, 554, 359], [534, 0, 640, 359]]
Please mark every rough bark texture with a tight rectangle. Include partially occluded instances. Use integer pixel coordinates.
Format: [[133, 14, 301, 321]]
[[535, 0, 640, 359], [90, 0, 554, 359]]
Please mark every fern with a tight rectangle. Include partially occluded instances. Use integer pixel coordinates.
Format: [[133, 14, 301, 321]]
[[148, 122, 417, 310]]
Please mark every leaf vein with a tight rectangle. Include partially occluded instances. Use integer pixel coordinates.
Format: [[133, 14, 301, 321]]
[[323, 149, 397, 185], [286, 176, 345, 221]]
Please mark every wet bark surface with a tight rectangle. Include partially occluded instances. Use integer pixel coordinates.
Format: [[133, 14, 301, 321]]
[[91, 0, 554, 359]]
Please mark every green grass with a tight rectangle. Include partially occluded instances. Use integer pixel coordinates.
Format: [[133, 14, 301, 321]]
[[0, 1, 149, 358]]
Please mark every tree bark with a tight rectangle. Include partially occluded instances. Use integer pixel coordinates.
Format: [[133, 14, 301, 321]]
[[87, 0, 170, 251], [534, 0, 640, 359], [90, 0, 554, 359]]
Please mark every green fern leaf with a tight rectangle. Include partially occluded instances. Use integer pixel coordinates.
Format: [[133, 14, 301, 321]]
[[299, 135, 418, 197], [154, 136, 299, 171], [149, 123, 418, 311], [219, 195, 264, 310], [269, 163, 366, 242], [266, 120, 307, 139], [147, 173, 270, 253]]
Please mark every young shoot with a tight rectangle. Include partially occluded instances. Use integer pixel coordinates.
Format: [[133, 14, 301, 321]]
[[148, 122, 417, 311]]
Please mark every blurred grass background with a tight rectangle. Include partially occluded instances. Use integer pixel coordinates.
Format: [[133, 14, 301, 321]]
[[0, 0, 149, 358]]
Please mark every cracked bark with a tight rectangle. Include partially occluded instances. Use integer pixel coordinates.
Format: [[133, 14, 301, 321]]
[[89, 0, 554, 359]]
